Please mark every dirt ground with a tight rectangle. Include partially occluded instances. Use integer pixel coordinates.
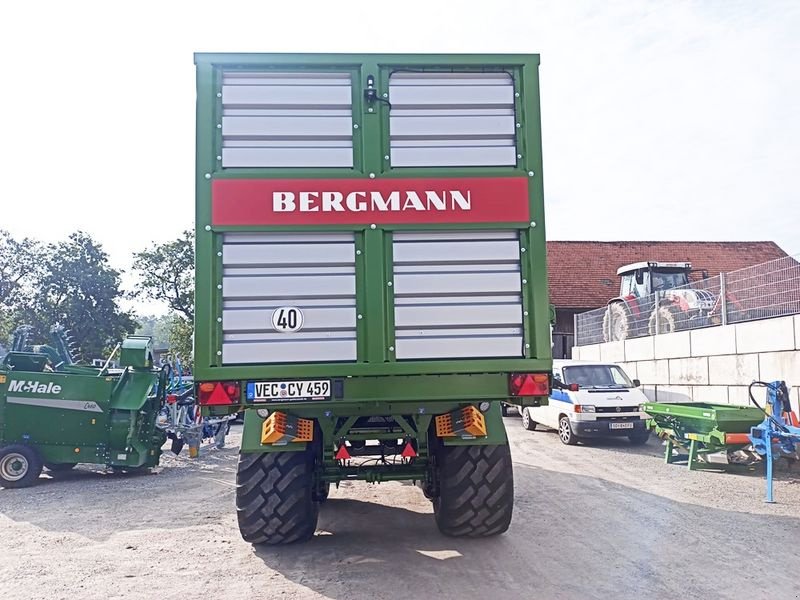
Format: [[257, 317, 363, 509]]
[[2, 418, 800, 600]]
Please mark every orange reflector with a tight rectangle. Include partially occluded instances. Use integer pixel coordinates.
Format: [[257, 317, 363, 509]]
[[199, 383, 216, 393], [335, 445, 351, 460]]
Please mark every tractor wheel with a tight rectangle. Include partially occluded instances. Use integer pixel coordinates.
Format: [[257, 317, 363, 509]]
[[521, 408, 538, 431], [433, 443, 514, 538], [648, 304, 681, 335], [0, 445, 43, 488], [236, 449, 319, 545], [44, 462, 77, 473], [603, 302, 630, 341]]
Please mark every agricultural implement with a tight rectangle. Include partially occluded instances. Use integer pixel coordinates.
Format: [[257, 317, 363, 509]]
[[748, 381, 800, 502], [0, 330, 167, 488], [644, 401, 765, 470]]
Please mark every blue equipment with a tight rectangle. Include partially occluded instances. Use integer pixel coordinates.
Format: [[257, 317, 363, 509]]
[[748, 381, 800, 503]]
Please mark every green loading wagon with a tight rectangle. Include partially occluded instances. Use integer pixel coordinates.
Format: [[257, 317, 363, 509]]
[[193, 53, 553, 543]]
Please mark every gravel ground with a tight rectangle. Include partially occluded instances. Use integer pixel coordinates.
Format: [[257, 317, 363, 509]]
[[2, 418, 800, 600]]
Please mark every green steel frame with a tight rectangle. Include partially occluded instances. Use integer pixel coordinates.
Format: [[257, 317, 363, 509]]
[[194, 52, 551, 383]]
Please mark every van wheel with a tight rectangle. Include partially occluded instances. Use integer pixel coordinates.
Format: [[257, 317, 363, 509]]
[[521, 408, 537, 431], [0, 445, 43, 488], [628, 432, 650, 446], [558, 416, 578, 445]]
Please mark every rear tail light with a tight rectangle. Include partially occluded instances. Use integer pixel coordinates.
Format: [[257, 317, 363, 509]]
[[197, 381, 241, 406], [509, 373, 550, 397]]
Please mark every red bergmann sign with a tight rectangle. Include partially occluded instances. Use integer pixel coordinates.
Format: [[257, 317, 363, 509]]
[[211, 177, 530, 226]]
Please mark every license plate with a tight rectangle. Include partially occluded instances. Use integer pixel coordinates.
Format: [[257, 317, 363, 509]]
[[247, 380, 331, 402], [610, 422, 635, 430]]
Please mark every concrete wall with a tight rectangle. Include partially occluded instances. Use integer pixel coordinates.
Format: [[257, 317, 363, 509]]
[[572, 314, 800, 413]]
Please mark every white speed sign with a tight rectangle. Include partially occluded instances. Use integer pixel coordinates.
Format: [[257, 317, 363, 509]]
[[271, 307, 304, 333]]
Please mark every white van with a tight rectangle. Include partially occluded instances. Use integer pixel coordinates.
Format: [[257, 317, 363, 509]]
[[520, 360, 650, 445]]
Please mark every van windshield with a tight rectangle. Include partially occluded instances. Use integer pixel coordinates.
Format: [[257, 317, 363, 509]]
[[562, 365, 634, 389]]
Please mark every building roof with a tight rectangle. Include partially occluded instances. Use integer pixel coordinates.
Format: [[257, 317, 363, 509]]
[[547, 241, 788, 309]]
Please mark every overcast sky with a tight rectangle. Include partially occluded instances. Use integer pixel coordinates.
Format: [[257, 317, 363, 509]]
[[1, 1, 798, 314]]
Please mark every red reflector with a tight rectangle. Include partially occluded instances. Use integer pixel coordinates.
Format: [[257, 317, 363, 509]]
[[335, 445, 351, 460], [197, 382, 239, 406], [509, 373, 550, 397], [401, 442, 417, 458], [166, 394, 177, 404]]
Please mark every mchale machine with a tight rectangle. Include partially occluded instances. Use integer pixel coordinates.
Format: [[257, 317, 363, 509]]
[[0, 325, 168, 488]]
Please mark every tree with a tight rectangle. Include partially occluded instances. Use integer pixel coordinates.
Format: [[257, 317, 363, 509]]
[[0, 230, 44, 344], [131, 230, 195, 321], [19, 232, 137, 360]]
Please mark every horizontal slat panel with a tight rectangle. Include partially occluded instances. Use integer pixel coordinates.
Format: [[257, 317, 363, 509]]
[[395, 326, 521, 338], [392, 230, 524, 359], [222, 116, 352, 137], [391, 146, 517, 167], [394, 272, 520, 296], [395, 304, 521, 328], [394, 264, 519, 273], [223, 72, 352, 84], [224, 307, 356, 332], [394, 294, 521, 306], [224, 331, 356, 342], [393, 231, 518, 242], [389, 85, 513, 106], [393, 240, 520, 264], [223, 340, 356, 364], [221, 71, 353, 168], [224, 298, 356, 309], [224, 266, 355, 276], [223, 275, 355, 299], [223, 243, 354, 266], [225, 232, 355, 244], [222, 85, 352, 107], [222, 148, 353, 168], [395, 337, 522, 360], [390, 116, 514, 138], [388, 71, 516, 167], [389, 73, 513, 85]]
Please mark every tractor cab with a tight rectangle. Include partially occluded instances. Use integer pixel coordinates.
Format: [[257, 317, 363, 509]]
[[616, 261, 692, 298]]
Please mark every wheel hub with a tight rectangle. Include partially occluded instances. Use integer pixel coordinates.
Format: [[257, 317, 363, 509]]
[[1, 453, 29, 481]]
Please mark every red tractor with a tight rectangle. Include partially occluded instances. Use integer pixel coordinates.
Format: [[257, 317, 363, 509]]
[[603, 261, 716, 341]]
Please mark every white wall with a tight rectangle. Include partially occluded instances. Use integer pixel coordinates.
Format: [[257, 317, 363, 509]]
[[572, 314, 800, 413]]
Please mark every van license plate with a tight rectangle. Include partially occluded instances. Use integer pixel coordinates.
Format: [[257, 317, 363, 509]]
[[610, 422, 634, 430], [247, 380, 331, 401]]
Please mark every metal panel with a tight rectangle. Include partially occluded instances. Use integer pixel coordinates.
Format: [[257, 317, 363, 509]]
[[221, 233, 357, 363], [221, 71, 353, 168], [395, 337, 522, 360], [388, 72, 516, 168], [223, 340, 357, 364], [393, 231, 524, 359]]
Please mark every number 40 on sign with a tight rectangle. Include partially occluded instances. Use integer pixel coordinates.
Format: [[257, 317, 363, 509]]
[[272, 307, 304, 332]]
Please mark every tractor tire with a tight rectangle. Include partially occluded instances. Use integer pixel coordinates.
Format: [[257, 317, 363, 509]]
[[433, 444, 514, 538], [0, 445, 43, 488], [236, 449, 319, 545], [521, 407, 538, 431], [603, 302, 631, 341], [648, 304, 681, 335]]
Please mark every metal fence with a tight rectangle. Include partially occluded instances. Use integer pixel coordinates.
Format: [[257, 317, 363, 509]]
[[574, 253, 800, 346]]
